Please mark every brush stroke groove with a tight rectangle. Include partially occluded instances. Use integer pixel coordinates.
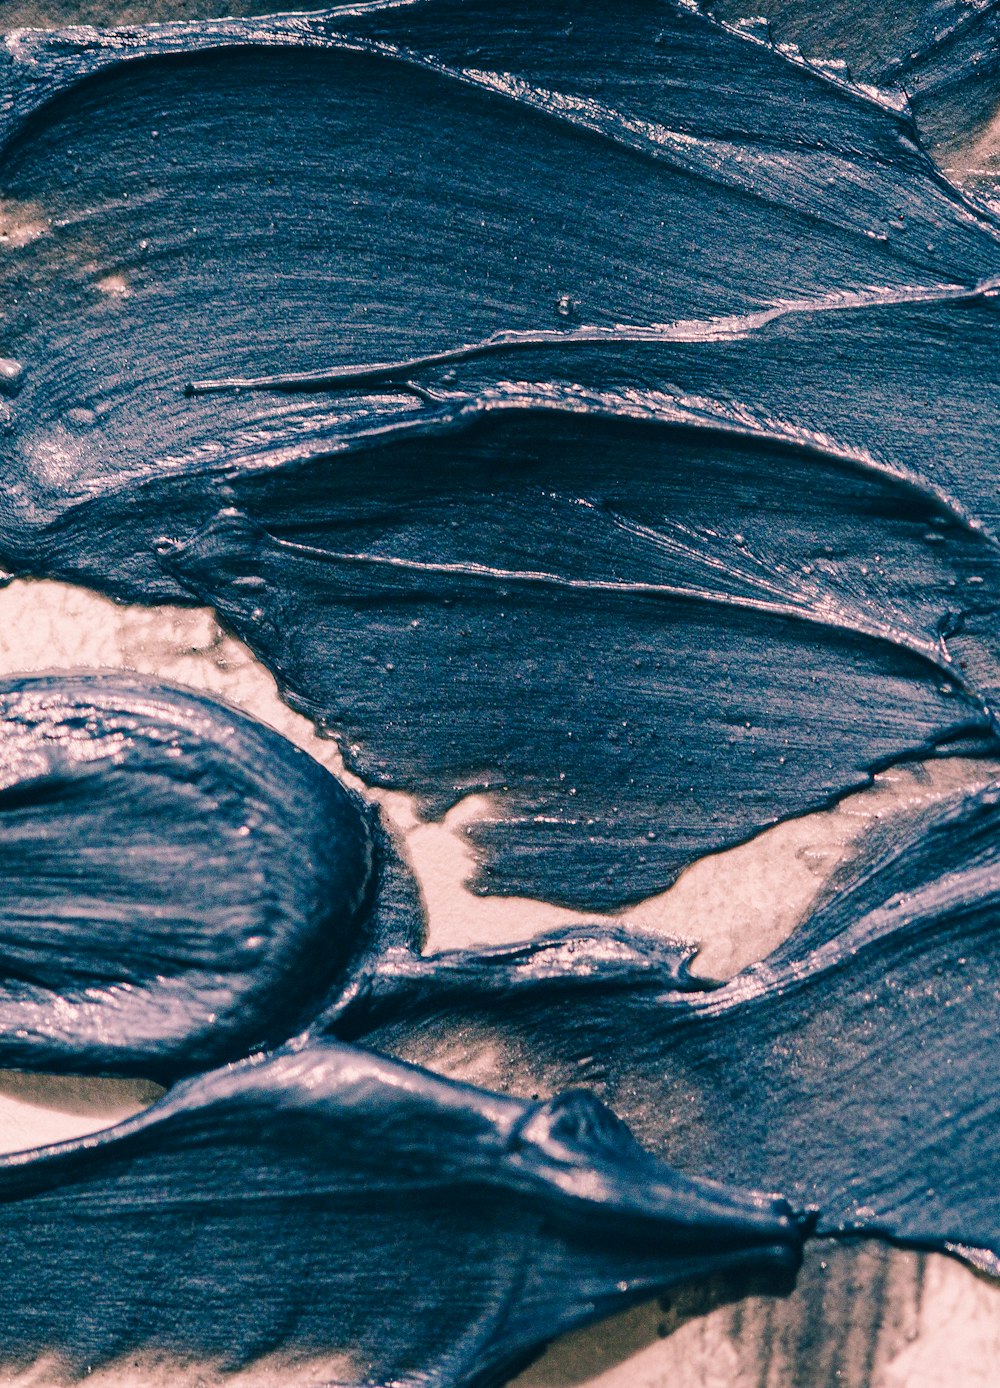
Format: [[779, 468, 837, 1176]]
[[0, 6, 998, 1373]]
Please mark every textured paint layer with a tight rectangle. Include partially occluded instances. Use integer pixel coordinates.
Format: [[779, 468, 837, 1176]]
[[334, 770, 1000, 1274], [0, 1038, 803, 1382], [162, 409, 1000, 906], [1, 1, 999, 907], [703, 0, 1000, 158], [0, 3, 998, 1374], [0, 673, 374, 1077]]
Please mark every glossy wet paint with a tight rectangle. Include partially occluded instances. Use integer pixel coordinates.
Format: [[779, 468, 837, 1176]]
[[0, 1, 997, 1382]]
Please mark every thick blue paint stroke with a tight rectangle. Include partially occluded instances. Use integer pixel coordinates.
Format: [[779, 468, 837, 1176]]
[[0, 1036, 804, 1381], [0, 673, 374, 1078]]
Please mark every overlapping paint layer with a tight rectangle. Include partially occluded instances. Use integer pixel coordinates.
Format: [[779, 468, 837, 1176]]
[[0, 1, 997, 1382], [337, 771, 1000, 1274], [0, 0, 999, 905]]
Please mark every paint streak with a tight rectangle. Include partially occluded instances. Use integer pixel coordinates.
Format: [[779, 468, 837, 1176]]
[[334, 768, 1000, 1272], [704, 0, 1000, 160], [159, 406, 999, 908], [0, 1038, 804, 1382], [0, 673, 374, 1078], [0, 2, 999, 908]]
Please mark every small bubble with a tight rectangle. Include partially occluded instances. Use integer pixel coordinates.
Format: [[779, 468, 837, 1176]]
[[0, 357, 25, 396], [96, 272, 130, 299]]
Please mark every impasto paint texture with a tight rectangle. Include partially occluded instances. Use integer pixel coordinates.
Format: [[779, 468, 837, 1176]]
[[704, 0, 1000, 159], [0, 1038, 803, 1380], [335, 770, 1000, 1275], [0, 674, 374, 1078], [0, 0, 997, 1382], [1, 1, 1000, 905]]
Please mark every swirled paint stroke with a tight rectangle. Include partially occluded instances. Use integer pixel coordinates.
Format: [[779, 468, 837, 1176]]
[[0, 673, 373, 1078]]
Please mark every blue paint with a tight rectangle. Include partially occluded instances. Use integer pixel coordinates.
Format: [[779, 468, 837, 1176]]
[[0, 674, 373, 1078], [339, 771, 1000, 1277], [0, 3, 999, 905], [0, 1037, 804, 1379], [0, 1, 997, 1375]]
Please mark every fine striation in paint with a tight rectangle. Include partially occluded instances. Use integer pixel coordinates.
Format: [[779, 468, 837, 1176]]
[[0, 1, 999, 907], [0, 3, 997, 1377], [702, 0, 1000, 160], [0, 1037, 804, 1383], [0, 673, 374, 1079], [333, 767, 1000, 1276]]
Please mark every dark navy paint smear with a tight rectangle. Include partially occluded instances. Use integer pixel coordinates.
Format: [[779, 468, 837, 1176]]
[[1, 2, 1000, 908], [4, 0, 996, 548], [331, 772, 1000, 1272], [703, 0, 1000, 159], [0, 673, 374, 1079], [0, 1039, 803, 1382], [160, 409, 997, 908], [391, 291, 1000, 544]]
